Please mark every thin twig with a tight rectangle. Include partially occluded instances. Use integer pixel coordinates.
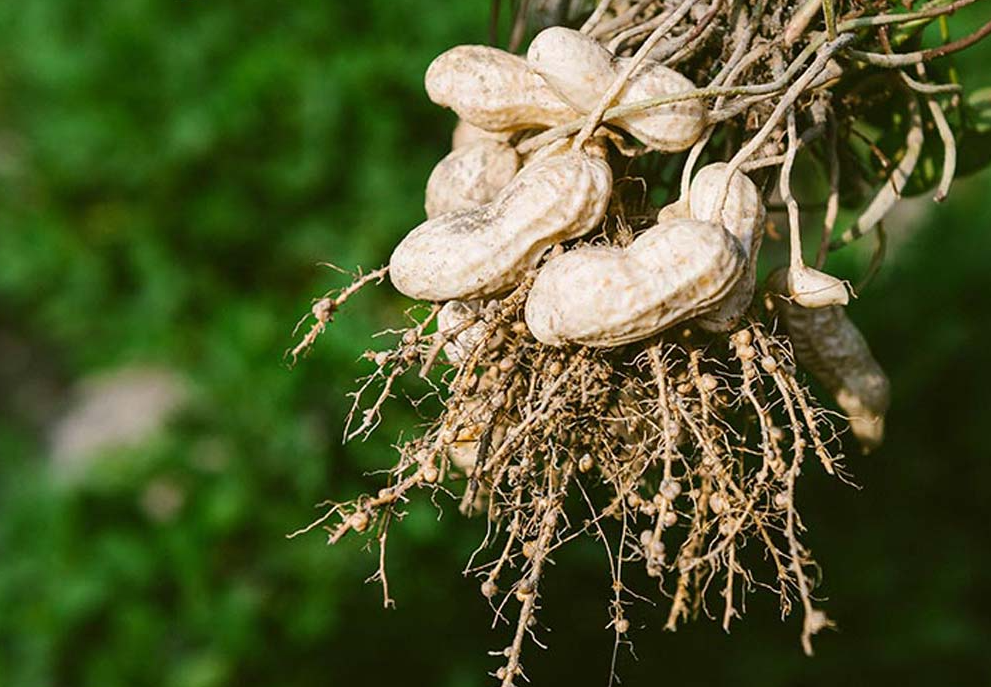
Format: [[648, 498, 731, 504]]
[[832, 94, 924, 250], [580, 0, 614, 34]]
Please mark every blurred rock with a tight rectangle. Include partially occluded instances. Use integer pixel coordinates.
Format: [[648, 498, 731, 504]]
[[48, 365, 189, 478]]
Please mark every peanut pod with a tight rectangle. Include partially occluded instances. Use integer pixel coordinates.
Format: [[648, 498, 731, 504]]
[[425, 45, 579, 132], [787, 265, 850, 308], [768, 269, 890, 452], [390, 148, 612, 301], [436, 300, 486, 364], [688, 163, 766, 331], [449, 370, 508, 473], [527, 27, 706, 151], [425, 140, 520, 219], [451, 120, 514, 150], [525, 218, 746, 347], [655, 197, 691, 223], [449, 409, 507, 475]]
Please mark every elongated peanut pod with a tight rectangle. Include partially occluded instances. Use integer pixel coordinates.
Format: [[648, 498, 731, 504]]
[[527, 27, 616, 112], [436, 300, 486, 364], [655, 197, 691, 222], [448, 398, 508, 473], [451, 120, 514, 150], [425, 45, 579, 132], [390, 149, 612, 301], [688, 163, 766, 331], [525, 218, 745, 347], [526, 27, 706, 151], [425, 140, 520, 219], [614, 58, 706, 151], [767, 269, 890, 452]]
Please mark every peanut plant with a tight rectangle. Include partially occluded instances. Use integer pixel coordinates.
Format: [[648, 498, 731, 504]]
[[289, 1, 991, 684]]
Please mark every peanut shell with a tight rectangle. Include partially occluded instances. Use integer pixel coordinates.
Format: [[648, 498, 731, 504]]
[[768, 269, 890, 451], [426, 45, 579, 132], [390, 148, 612, 301], [527, 27, 706, 151], [688, 163, 766, 331], [425, 140, 520, 219], [525, 218, 745, 347]]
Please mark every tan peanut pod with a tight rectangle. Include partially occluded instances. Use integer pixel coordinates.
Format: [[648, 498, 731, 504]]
[[520, 135, 609, 168], [614, 58, 706, 151], [436, 300, 486, 363], [425, 140, 520, 219], [688, 163, 766, 331], [767, 269, 890, 452], [525, 218, 745, 347], [526, 27, 706, 151], [448, 435, 480, 472], [447, 380, 509, 473], [425, 45, 579, 132], [390, 148, 612, 301], [451, 120, 514, 150], [527, 27, 615, 114], [449, 417, 508, 473], [448, 397, 485, 471], [787, 265, 850, 308], [655, 197, 691, 223]]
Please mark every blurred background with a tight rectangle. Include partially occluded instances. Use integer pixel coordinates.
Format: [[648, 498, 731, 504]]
[[1, 1, 990, 686]]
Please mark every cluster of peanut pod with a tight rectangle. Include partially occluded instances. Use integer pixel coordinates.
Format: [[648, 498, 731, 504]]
[[388, 26, 888, 449], [288, 5, 991, 682]]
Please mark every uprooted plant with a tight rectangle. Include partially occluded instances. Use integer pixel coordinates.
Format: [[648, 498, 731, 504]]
[[288, 1, 991, 684]]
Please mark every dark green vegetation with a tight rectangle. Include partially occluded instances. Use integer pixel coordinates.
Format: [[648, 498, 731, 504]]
[[1, 2, 990, 686]]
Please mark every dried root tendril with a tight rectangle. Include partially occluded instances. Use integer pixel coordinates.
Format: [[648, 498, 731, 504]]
[[287, 264, 389, 364], [292, 266, 850, 676]]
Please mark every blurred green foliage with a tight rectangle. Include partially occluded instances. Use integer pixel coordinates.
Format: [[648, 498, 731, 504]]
[[1, 2, 990, 686]]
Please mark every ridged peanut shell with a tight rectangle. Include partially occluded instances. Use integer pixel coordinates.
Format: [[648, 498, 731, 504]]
[[525, 218, 746, 347], [768, 269, 890, 451], [526, 27, 706, 151], [436, 300, 486, 363], [390, 149, 612, 301], [425, 140, 520, 219], [425, 45, 579, 132], [527, 27, 615, 113], [689, 163, 766, 331], [787, 265, 850, 308], [655, 197, 691, 223], [451, 120, 514, 150], [449, 410, 507, 473], [612, 58, 706, 151]]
